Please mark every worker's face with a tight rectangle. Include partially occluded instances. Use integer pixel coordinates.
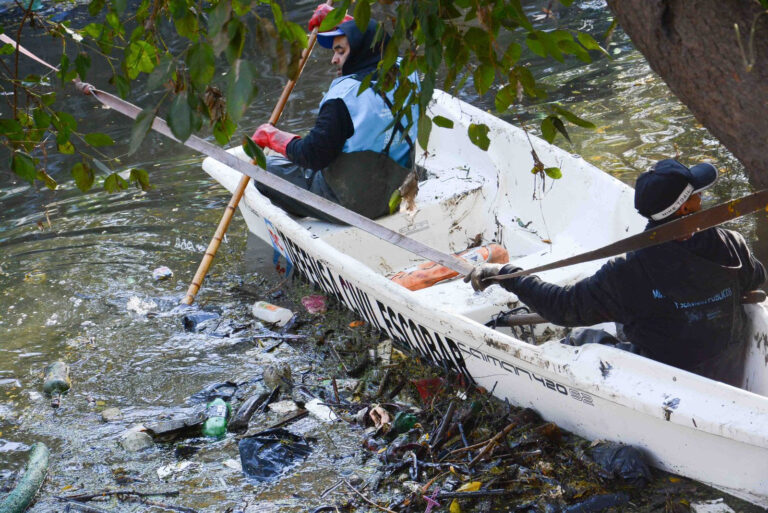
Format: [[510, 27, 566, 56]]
[[679, 192, 702, 215], [331, 35, 350, 76]]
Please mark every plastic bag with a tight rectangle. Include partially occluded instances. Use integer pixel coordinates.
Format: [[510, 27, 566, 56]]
[[589, 441, 652, 487], [238, 428, 312, 481]]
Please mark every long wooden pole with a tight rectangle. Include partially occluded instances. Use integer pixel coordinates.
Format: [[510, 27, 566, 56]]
[[182, 6, 331, 305]]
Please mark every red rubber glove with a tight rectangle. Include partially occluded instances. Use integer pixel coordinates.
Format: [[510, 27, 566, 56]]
[[251, 124, 299, 157], [308, 4, 353, 32]]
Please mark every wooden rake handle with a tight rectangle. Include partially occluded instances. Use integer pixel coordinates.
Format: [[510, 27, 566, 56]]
[[182, 4, 332, 305]]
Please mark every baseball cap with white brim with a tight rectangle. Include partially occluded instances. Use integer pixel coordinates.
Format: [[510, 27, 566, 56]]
[[317, 28, 346, 48], [634, 159, 718, 221]]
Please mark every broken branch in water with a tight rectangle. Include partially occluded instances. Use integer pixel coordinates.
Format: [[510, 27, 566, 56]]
[[342, 479, 396, 513]]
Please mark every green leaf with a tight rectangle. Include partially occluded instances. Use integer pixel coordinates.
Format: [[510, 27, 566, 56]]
[[525, 33, 546, 58], [232, 0, 250, 16], [36, 169, 57, 190], [473, 64, 495, 95], [147, 54, 175, 91], [494, 84, 516, 112], [541, 116, 556, 143], [225, 18, 247, 63], [52, 111, 76, 144], [106, 11, 121, 31], [104, 172, 129, 193], [129, 168, 152, 191], [11, 151, 36, 183], [33, 109, 51, 129], [502, 42, 522, 67], [357, 73, 373, 96], [318, 5, 346, 32], [175, 12, 199, 40], [388, 189, 402, 215], [129, 107, 155, 155], [71, 161, 95, 191], [226, 59, 257, 123], [207, 0, 231, 37], [467, 123, 490, 151], [432, 115, 454, 129], [84, 132, 115, 146], [213, 117, 236, 145], [417, 113, 432, 150], [81, 22, 104, 39], [538, 31, 564, 62], [552, 116, 571, 142], [283, 21, 307, 47], [558, 39, 591, 63], [354, 0, 371, 34], [88, 0, 105, 16], [112, 0, 127, 15], [168, 91, 193, 141], [544, 167, 562, 179], [41, 92, 56, 106], [0, 118, 23, 141], [125, 40, 157, 79], [58, 140, 75, 154], [553, 105, 596, 129], [578, 32, 610, 58], [188, 42, 215, 89], [242, 136, 267, 169], [464, 27, 491, 57], [0, 43, 14, 56], [111, 74, 130, 99]]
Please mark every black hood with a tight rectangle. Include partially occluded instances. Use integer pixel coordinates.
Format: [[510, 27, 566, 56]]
[[338, 20, 390, 77]]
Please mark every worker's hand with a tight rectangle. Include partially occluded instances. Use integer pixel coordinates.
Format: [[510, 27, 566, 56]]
[[308, 4, 353, 31], [251, 124, 299, 157], [463, 263, 505, 292]]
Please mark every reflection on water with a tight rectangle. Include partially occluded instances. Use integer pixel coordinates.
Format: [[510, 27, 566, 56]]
[[1, 0, 765, 511]]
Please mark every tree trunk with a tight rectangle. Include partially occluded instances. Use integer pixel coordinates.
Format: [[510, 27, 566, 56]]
[[606, 0, 768, 188]]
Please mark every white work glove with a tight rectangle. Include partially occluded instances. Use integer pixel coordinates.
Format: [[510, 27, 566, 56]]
[[463, 263, 506, 292]]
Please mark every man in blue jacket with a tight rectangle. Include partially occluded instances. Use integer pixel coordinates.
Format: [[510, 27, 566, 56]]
[[465, 159, 766, 386], [251, 7, 419, 221]]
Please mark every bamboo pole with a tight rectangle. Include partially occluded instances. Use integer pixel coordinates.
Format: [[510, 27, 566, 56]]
[[182, 4, 332, 305]]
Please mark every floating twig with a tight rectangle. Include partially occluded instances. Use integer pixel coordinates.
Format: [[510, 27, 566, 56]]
[[435, 489, 520, 500], [58, 500, 111, 513], [430, 400, 456, 451], [58, 489, 180, 502], [342, 479, 396, 513], [468, 420, 519, 467]]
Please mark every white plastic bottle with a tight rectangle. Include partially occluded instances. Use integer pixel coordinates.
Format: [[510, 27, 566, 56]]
[[251, 301, 294, 327]]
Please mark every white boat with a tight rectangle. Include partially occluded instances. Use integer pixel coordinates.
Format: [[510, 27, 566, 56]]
[[202, 90, 768, 507]]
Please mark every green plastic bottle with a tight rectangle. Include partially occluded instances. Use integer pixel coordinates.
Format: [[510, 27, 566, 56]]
[[43, 362, 70, 408], [201, 398, 231, 438]]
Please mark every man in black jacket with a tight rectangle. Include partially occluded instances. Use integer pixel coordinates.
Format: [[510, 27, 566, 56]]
[[465, 159, 766, 386], [250, 7, 418, 221]]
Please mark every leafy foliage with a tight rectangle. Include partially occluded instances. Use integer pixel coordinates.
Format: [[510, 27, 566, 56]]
[[1, 0, 610, 194]]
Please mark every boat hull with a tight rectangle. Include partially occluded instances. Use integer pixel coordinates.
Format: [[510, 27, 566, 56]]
[[202, 90, 768, 506]]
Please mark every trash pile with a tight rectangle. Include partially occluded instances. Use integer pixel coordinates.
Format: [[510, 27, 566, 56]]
[[5, 270, 753, 513]]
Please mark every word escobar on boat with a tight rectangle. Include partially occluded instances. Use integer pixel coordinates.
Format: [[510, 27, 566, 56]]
[[203, 90, 768, 507]]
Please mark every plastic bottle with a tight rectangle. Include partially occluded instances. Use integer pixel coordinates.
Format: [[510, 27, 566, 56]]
[[202, 398, 231, 438], [251, 301, 294, 327], [42, 362, 70, 408]]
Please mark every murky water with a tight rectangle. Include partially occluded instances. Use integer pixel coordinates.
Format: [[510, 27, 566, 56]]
[[1, 1, 766, 511]]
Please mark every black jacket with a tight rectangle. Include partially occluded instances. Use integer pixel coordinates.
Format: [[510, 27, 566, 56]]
[[501, 227, 765, 375]]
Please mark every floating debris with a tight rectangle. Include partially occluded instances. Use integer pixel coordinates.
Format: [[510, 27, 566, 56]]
[[151, 266, 174, 281]]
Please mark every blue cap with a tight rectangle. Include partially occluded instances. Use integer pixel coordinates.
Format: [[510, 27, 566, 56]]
[[634, 159, 718, 220], [317, 28, 345, 48]]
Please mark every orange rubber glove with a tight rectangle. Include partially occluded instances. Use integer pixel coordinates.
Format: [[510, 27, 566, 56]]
[[308, 4, 353, 32], [251, 124, 299, 157]]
